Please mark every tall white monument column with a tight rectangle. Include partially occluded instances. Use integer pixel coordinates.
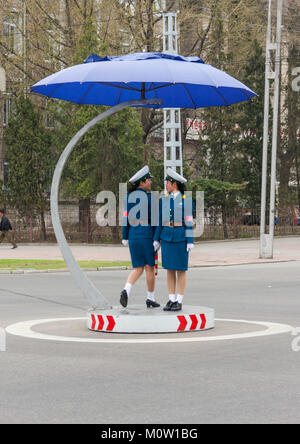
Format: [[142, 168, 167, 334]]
[[163, 12, 183, 178]]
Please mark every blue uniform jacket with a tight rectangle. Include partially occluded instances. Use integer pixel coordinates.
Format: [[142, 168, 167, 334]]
[[122, 188, 156, 241], [154, 193, 194, 244]]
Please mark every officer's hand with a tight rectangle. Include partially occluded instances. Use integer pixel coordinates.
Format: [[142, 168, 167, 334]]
[[122, 239, 129, 247], [187, 243, 194, 253], [153, 241, 161, 252]]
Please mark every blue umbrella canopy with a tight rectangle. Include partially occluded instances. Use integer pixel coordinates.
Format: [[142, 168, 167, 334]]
[[30, 52, 256, 109]]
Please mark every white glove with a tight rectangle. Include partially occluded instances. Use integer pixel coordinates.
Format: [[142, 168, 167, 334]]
[[153, 241, 161, 252], [122, 239, 129, 247], [187, 243, 194, 253]]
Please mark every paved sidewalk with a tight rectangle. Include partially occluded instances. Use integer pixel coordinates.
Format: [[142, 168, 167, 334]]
[[0, 236, 300, 267]]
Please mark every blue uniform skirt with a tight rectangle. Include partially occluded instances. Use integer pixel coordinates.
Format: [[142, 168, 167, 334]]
[[161, 240, 189, 271], [129, 238, 155, 268]]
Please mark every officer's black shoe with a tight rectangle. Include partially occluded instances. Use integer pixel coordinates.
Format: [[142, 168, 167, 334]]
[[163, 300, 174, 311], [120, 289, 128, 308], [146, 299, 160, 308], [170, 302, 182, 312]]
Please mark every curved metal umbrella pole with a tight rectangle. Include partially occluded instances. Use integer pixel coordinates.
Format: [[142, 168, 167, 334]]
[[50, 98, 162, 310]]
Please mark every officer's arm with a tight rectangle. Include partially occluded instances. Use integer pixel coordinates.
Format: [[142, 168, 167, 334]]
[[122, 196, 130, 241], [153, 198, 163, 242], [184, 198, 194, 244]]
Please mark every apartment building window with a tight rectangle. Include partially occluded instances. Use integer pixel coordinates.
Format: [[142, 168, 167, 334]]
[[154, 0, 166, 11], [3, 97, 12, 126], [3, 162, 9, 190], [45, 112, 56, 129], [118, 1, 166, 12], [3, 14, 21, 54], [44, 15, 62, 66], [45, 31, 60, 63], [119, 27, 133, 49], [151, 109, 164, 138]]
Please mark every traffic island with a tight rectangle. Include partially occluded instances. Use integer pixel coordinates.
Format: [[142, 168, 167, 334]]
[[87, 305, 215, 334]]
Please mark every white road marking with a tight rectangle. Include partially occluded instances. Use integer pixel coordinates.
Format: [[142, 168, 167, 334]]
[[5, 317, 293, 344]]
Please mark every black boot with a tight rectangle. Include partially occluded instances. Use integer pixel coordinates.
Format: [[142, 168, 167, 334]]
[[146, 299, 160, 308], [120, 289, 128, 308]]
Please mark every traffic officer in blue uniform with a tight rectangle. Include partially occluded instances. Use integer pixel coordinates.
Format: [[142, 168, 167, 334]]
[[120, 166, 160, 309], [153, 168, 194, 312]]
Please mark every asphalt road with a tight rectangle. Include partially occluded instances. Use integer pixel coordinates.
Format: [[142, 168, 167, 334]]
[[0, 262, 300, 424]]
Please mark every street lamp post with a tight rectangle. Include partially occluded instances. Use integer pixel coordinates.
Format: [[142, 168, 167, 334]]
[[0, 67, 6, 183], [260, 0, 283, 259], [23, 0, 27, 95]]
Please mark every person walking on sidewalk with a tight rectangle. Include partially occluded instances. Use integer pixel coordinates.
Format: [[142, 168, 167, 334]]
[[0, 209, 17, 249], [120, 166, 160, 309]]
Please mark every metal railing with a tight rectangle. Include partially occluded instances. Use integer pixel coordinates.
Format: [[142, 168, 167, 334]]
[[3, 205, 300, 243]]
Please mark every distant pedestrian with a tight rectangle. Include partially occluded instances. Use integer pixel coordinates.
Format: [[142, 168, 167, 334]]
[[0, 209, 17, 249]]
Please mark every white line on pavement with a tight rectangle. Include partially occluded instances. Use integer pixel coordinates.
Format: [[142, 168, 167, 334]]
[[5, 317, 293, 344]]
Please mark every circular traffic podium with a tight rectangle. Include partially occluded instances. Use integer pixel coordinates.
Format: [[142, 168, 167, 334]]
[[87, 305, 215, 334]]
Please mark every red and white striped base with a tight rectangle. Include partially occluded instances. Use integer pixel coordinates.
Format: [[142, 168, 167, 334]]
[[87, 305, 215, 334]]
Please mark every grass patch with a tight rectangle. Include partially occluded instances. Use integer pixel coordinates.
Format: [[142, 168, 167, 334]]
[[0, 259, 132, 271]]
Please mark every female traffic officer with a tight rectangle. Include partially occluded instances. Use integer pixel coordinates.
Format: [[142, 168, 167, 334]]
[[153, 168, 194, 312], [120, 166, 160, 309]]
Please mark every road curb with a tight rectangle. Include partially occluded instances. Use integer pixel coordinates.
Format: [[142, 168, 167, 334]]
[[0, 259, 297, 275]]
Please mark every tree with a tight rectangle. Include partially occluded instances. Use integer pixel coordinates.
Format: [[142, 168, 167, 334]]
[[0, 0, 103, 87], [181, 0, 267, 152], [52, 101, 146, 237], [234, 39, 266, 208], [192, 8, 245, 237], [188, 177, 248, 239], [72, 16, 107, 65], [278, 44, 300, 218], [195, 108, 246, 238], [179, 0, 265, 63], [46, 17, 149, 240], [189, 177, 248, 209], [3, 95, 54, 239]]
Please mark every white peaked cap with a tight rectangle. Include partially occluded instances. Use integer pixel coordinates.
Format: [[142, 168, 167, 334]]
[[129, 165, 153, 184], [165, 168, 187, 184]]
